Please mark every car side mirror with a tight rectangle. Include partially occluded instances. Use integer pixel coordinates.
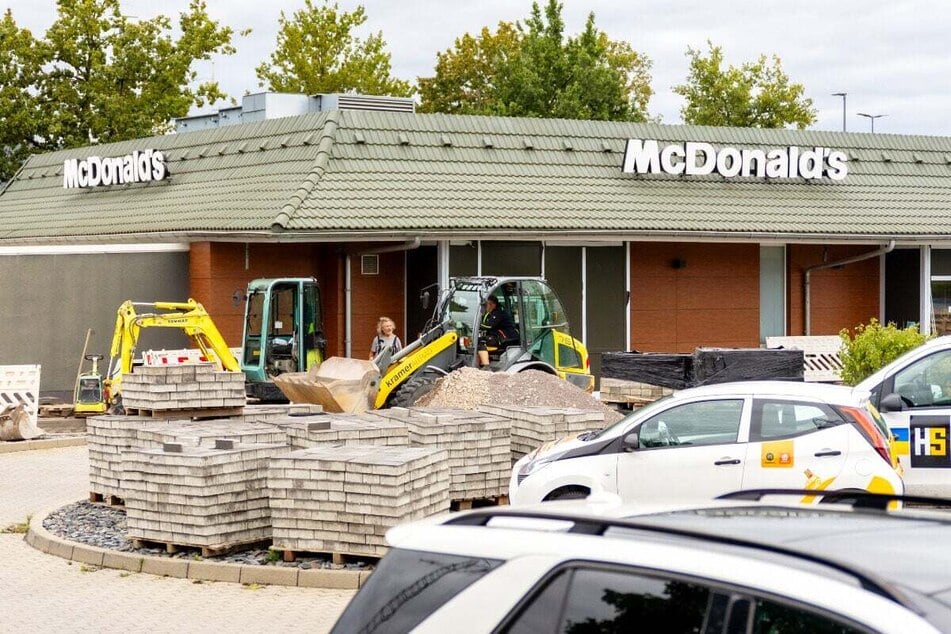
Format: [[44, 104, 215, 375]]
[[622, 431, 639, 452], [879, 392, 905, 413]]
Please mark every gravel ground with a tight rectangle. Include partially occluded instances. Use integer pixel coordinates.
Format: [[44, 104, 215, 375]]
[[43, 501, 372, 570], [419, 368, 624, 424]]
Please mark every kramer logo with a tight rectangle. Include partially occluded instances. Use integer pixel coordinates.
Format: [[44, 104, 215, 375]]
[[63, 149, 168, 189], [621, 139, 848, 181]]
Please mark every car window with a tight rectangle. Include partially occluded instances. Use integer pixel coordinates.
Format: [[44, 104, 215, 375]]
[[637, 399, 744, 448], [502, 565, 867, 634], [893, 350, 951, 408], [330, 548, 502, 634], [751, 400, 844, 441]]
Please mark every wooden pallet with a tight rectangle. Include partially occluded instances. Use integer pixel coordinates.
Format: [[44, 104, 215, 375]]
[[131, 537, 270, 559], [89, 491, 125, 506], [277, 548, 381, 566], [451, 494, 510, 512], [124, 406, 243, 420], [39, 404, 75, 418]]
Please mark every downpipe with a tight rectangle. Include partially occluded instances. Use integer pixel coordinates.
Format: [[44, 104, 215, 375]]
[[804, 240, 895, 335]]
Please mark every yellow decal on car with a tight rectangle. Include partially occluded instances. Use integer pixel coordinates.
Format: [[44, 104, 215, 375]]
[[800, 468, 836, 504], [761, 440, 795, 468]]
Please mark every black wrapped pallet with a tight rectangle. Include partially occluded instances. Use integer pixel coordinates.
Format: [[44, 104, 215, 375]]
[[692, 348, 804, 385], [601, 352, 693, 390], [601, 348, 805, 389]]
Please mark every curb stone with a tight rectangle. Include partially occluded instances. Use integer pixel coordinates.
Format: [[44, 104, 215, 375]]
[[0, 437, 86, 453], [26, 503, 368, 589]]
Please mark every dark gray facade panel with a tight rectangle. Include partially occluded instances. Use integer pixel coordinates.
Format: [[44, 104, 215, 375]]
[[585, 246, 627, 386], [543, 246, 583, 334], [449, 243, 478, 277], [0, 251, 189, 397], [481, 242, 542, 277], [886, 249, 921, 329]]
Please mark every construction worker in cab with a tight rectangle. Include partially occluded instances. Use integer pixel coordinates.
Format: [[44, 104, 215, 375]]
[[477, 294, 518, 368]]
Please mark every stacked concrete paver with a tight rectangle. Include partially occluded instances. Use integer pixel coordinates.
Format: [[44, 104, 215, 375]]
[[270, 413, 409, 449], [478, 405, 606, 462], [121, 365, 246, 412], [123, 441, 286, 549], [599, 378, 673, 408], [134, 419, 287, 449], [87, 414, 169, 499], [269, 445, 449, 557], [374, 407, 510, 500]]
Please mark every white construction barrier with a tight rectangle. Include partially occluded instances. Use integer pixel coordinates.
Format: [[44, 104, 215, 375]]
[[0, 364, 41, 425], [142, 348, 242, 367], [766, 336, 844, 382]]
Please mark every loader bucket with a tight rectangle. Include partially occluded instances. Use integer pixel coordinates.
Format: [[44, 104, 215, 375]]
[[271, 357, 380, 414], [0, 404, 46, 442]]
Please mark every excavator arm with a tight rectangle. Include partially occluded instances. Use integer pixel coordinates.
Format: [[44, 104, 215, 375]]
[[106, 299, 240, 405]]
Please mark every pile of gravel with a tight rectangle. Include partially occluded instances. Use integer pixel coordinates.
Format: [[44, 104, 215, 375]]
[[418, 368, 624, 424]]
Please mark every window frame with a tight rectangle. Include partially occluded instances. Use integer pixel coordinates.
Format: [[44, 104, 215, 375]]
[[633, 398, 746, 450], [749, 398, 846, 442], [494, 559, 876, 634]]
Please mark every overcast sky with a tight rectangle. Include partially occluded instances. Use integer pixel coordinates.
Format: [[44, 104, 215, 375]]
[[5, 1, 950, 136]]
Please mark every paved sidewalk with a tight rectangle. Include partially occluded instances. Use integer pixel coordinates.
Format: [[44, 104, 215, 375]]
[[0, 446, 355, 633]]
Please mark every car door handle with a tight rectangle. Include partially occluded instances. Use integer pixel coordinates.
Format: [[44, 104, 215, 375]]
[[714, 458, 741, 465], [814, 450, 842, 457]]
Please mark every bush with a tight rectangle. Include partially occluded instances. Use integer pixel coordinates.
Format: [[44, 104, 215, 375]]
[[838, 319, 929, 386]]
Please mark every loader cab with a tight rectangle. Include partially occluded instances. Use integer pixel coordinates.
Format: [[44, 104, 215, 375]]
[[441, 277, 589, 383], [242, 277, 324, 399]]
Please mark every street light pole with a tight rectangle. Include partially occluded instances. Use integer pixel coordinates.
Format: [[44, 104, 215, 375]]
[[832, 93, 847, 132], [857, 112, 887, 133]]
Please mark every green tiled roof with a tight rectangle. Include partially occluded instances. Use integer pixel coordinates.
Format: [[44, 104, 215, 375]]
[[4, 109, 951, 244]]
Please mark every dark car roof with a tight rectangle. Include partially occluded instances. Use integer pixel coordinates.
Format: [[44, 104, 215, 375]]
[[629, 506, 951, 601]]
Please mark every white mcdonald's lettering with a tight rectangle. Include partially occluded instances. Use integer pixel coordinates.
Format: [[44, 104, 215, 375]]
[[63, 149, 169, 189], [621, 139, 848, 181]]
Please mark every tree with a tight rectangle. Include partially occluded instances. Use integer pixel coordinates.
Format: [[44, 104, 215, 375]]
[[0, 10, 48, 182], [41, 0, 237, 149], [256, 0, 412, 98], [674, 41, 816, 129], [417, 22, 520, 115], [418, 0, 652, 122]]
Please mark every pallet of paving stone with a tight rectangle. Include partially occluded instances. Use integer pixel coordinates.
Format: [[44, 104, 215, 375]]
[[451, 493, 510, 512], [370, 407, 511, 500], [276, 547, 382, 566], [268, 445, 450, 558], [477, 405, 606, 463], [86, 414, 167, 501], [88, 491, 125, 506], [130, 536, 272, 559], [123, 440, 286, 550], [133, 419, 288, 449], [124, 406, 244, 420], [269, 411, 409, 449], [599, 378, 673, 409], [121, 364, 247, 413]]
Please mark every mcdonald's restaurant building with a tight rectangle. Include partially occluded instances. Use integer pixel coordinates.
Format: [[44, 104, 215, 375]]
[[2, 93, 951, 397]]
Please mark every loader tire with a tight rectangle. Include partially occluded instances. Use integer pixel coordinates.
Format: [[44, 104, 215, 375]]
[[389, 373, 438, 408]]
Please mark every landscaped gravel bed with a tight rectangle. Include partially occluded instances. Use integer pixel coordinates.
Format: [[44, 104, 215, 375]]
[[42, 501, 372, 570]]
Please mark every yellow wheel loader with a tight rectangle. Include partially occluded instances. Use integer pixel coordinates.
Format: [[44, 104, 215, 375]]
[[267, 276, 594, 413]]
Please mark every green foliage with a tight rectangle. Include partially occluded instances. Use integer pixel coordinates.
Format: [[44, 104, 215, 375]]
[[0, 10, 47, 182], [838, 319, 929, 386], [418, 0, 652, 122], [0, 0, 238, 182], [256, 0, 411, 97], [674, 41, 816, 129], [1, 514, 31, 534]]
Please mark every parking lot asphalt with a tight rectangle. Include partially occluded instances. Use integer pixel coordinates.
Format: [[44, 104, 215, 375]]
[[0, 445, 355, 633]]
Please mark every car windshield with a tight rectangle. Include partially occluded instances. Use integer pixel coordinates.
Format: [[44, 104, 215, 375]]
[[589, 394, 675, 440]]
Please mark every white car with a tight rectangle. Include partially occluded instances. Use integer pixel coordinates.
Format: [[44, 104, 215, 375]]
[[856, 335, 951, 496], [330, 496, 948, 633], [510, 381, 902, 506]]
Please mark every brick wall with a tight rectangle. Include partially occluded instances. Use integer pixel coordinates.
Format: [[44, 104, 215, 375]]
[[189, 242, 326, 347], [630, 242, 760, 352], [189, 242, 406, 358], [350, 250, 406, 359], [787, 244, 880, 335]]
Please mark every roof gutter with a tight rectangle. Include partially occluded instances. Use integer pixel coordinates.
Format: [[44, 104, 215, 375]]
[[804, 240, 895, 335], [356, 237, 421, 255]]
